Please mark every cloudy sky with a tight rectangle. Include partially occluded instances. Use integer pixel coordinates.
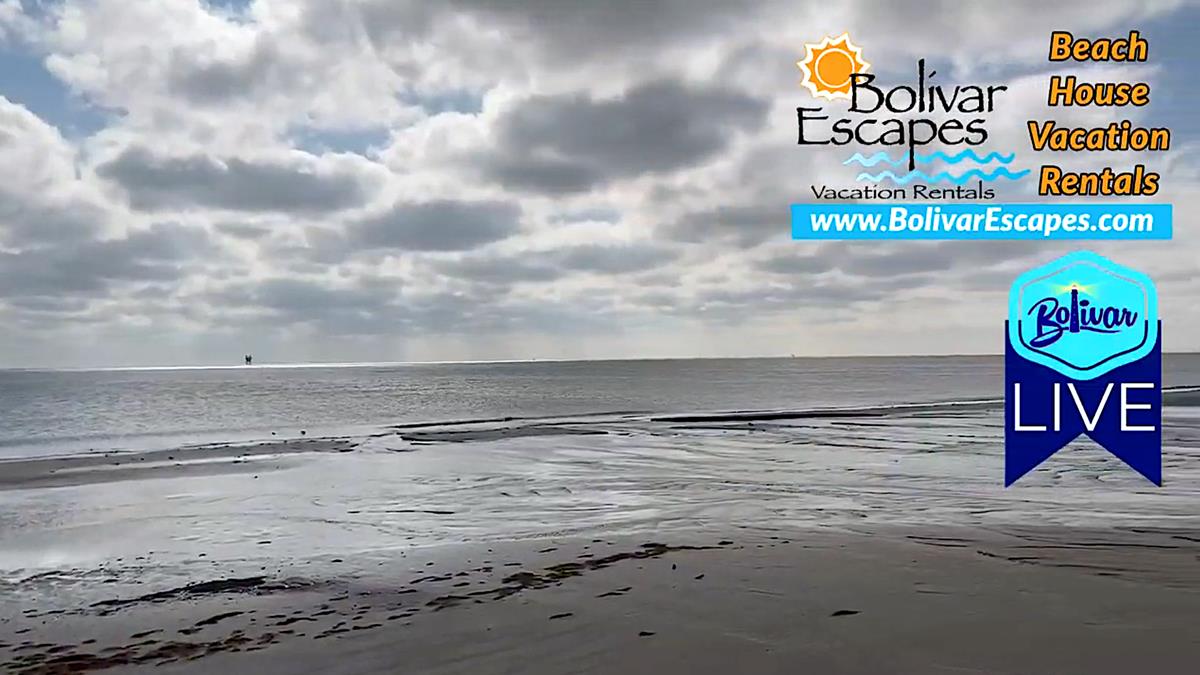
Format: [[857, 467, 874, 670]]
[[0, 0, 1197, 368]]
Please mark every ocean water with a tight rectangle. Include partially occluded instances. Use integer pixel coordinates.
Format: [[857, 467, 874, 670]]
[[4, 355, 1200, 460]]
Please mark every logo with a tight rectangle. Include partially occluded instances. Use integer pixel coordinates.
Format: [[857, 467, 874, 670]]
[[1009, 251, 1157, 379], [797, 33, 870, 100], [795, 33, 1027, 186], [1005, 251, 1161, 485]]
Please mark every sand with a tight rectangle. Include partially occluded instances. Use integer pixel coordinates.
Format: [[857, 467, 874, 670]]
[[3, 408, 1200, 674], [3, 525, 1199, 674], [0, 437, 357, 490]]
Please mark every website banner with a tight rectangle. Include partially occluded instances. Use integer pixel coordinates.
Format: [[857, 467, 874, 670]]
[[791, 203, 1172, 240]]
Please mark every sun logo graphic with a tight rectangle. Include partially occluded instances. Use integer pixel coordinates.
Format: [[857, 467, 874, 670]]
[[797, 32, 869, 100]]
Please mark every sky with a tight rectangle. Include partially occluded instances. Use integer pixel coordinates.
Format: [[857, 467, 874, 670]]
[[0, 0, 1197, 368]]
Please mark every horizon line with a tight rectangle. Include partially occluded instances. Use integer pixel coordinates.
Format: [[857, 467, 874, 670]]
[[6, 350, 1200, 372]]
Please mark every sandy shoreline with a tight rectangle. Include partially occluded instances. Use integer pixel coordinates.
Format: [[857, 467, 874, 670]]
[[3, 525, 1199, 674], [0, 438, 360, 491], [3, 409, 1199, 674]]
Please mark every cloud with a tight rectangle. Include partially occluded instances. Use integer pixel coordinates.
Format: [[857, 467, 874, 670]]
[[478, 80, 768, 193], [435, 242, 678, 286], [0, 0, 38, 46], [549, 206, 621, 224], [201, 274, 616, 339], [96, 146, 379, 213], [638, 276, 904, 327], [755, 248, 837, 275], [164, 32, 296, 106], [2, 0, 1199, 366], [481, 156, 601, 195], [215, 222, 272, 240], [0, 193, 107, 248], [447, 0, 780, 59], [0, 222, 216, 300], [435, 255, 564, 285], [853, 0, 1185, 74], [229, 277, 397, 315], [556, 243, 677, 274], [666, 204, 789, 247], [351, 199, 522, 252], [0, 96, 108, 246], [757, 242, 1046, 280], [35, 0, 416, 135]]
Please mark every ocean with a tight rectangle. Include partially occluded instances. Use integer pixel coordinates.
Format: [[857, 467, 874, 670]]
[[5, 354, 1200, 460]]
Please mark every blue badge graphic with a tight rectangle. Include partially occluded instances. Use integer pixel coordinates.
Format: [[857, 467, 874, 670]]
[[1005, 251, 1161, 486], [1008, 251, 1157, 380]]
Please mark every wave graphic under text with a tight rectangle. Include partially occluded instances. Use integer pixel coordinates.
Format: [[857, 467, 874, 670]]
[[844, 149, 1017, 168], [855, 167, 1031, 185]]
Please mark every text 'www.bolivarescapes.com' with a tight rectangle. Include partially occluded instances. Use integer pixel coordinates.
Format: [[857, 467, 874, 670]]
[[791, 203, 1172, 240]]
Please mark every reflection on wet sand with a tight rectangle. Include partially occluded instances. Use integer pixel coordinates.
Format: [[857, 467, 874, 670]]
[[2, 401, 1199, 673]]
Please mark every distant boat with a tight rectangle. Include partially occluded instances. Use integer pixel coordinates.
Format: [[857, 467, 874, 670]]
[[244, 354, 253, 365]]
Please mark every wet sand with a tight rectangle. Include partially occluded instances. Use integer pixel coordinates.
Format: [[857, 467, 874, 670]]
[[0, 438, 358, 490], [3, 526, 1199, 674], [3, 407, 1200, 674]]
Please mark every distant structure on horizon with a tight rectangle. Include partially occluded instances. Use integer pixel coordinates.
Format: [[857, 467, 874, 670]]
[[244, 354, 253, 365]]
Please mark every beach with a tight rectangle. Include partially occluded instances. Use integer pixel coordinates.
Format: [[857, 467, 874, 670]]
[[6, 527, 1200, 674], [2, 359, 1200, 673], [3, 0, 1198, 671]]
